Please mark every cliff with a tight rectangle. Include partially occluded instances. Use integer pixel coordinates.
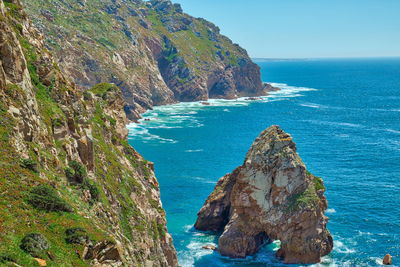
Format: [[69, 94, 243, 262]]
[[195, 126, 333, 264], [0, 0, 177, 266], [21, 0, 271, 121]]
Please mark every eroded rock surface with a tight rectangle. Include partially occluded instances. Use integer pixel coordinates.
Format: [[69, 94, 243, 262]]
[[0, 1, 177, 265], [195, 125, 333, 264]]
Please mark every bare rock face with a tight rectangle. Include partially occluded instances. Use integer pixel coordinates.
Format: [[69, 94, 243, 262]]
[[195, 125, 333, 264]]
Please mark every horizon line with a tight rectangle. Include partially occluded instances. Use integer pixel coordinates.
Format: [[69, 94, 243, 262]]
[[252, 56, 400, 61]]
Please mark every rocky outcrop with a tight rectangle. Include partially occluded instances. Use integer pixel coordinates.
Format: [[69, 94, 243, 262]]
[[383, 254, 392, 265], [22, 0, 274, 121], [195, 126, 333, 264], [0, 1, 177, 266]]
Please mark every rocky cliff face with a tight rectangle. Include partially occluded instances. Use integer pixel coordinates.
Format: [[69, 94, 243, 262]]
[[0, 1, 177, 266], [21, 0, 271, 121], [195, 126, 333, 264]]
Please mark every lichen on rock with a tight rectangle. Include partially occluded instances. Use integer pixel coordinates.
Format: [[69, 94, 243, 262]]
[[195, 125, 333, 264]]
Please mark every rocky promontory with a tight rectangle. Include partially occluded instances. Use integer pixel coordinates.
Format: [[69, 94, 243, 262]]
[[195, 126, 333, 264], [22, 0, 275, 121]]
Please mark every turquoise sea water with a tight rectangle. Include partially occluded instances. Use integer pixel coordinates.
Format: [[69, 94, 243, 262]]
[[128, 58, 400, 266]]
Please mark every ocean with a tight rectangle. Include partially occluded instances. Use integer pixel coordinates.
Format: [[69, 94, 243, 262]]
[[128, 58, 400, 266]]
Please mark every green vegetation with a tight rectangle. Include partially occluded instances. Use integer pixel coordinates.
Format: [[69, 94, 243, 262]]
[[20, 233, 49, 258], [20, 158, 38, 173], [306, 170, 325, 191], [0, 253, 16, 264], [82, 179, 99, 204], [0, 2, 175, 265], [65, 160, 87, 184], [27, 185, 73, 212], [65, 228, 89, 245], [89, 82, 116, 98], [287, 184, 319, 212], [313, 176, 324, 191]]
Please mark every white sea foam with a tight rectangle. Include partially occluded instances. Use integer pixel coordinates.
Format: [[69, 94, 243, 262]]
[[384, 128, 400, 134], [326, 208, 336, 214], [127, 123, 177, 143], [128, 82, 320, 143], [333, 240, 356, 254], [304, 120, 363, 129], [185, 149, 204, 153], [299, 103, 323, 109], [335, 134, 350, 138]]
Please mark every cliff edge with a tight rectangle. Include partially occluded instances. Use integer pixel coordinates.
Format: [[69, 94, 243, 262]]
[[0, 0, 177, 265], [195, 126, 333, 264], [22, 0, 272, 121]]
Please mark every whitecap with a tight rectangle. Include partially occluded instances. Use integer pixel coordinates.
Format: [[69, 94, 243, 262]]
[[335, 134, 350, 138], [303, 120, 363, 129], [333, 240, 356, 254], [127, 123, 178, 143], [326, 208, 336, 214], [129, 82, 320, 145], [183, 225, 193, 232], [384, 128, 400, 134], [299, 103, 322, 109], [185, 149, 204, 153]]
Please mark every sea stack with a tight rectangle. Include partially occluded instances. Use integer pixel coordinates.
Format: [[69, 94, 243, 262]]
[[195, 125, 333, 264]]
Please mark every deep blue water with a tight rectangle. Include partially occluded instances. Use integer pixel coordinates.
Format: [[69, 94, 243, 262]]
[[128, 58, 400, 266]]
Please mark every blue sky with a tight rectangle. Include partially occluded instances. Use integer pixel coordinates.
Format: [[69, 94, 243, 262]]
[[172, 0, 400, 58]]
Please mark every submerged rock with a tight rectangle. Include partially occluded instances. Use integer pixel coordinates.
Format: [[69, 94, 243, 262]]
[[195, 125, 333, 264], [202, 244, 217, 251]]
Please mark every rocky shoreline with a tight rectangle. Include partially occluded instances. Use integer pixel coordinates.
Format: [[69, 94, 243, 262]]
[[22, 0, 274, 122]]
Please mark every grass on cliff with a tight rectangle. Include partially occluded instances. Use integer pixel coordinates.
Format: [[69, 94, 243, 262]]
[[0, 24, 109, 267], [0, 100, 108, 266], [88, 87, 167, 246], [286, 171, 325, 212], [1, 4, 172, 263]]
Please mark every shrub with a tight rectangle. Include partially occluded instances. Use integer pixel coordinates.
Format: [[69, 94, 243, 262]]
[[20, 158, 38, 173], [0, 253, 15, 263], [82, 179, 99, 204], [313, 176, 325, 191], [51, 118, 64, 128], [27, 185, 72, 212], [65, 228, 89, 245], [65, 160, 87, 184], [90, 83, 115, 98], [20, 233, 49, 258]]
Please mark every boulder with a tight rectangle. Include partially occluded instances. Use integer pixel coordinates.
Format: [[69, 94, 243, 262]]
[[195, 126, 333, 264], [83, 240, 123, 263], [383, 254, 392, 265]]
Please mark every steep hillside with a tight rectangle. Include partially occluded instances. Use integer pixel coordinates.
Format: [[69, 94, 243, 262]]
[[22, 0, 271, 120], [0, 0, 177, 266]]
